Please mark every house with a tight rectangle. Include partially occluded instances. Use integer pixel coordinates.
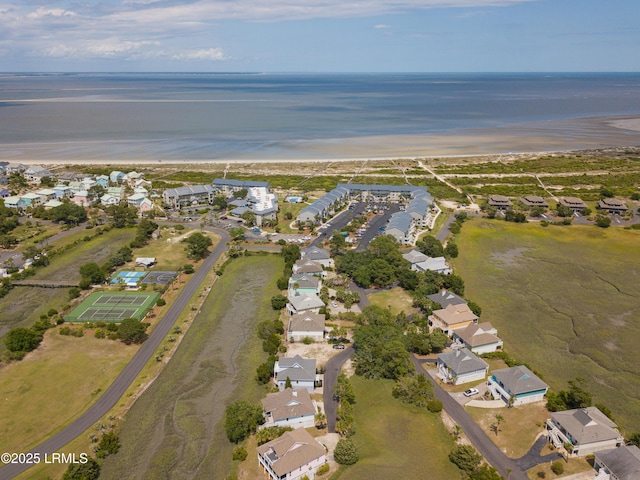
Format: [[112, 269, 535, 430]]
[[437, 348, 489, 385], [3, 196, 27, 210], [0, 177, 8, 186], [598, 198, 628, 215], [72, 191, 90, 207], [96, 175, 109, 188], [273, 355, 317, 393], [136, 257, 156, 268], [520, 195, 548, 209], [412, 256, 452, 275], [453, 322, 503, 354], [53, 185, 72, 198], [127, 193, 147, 207], [24, 165, 52, 183], [36, 188, 57, 203], [429, 303, 478, 335], [402, 249, 429, 265], [139, 198, 154, 213], [0, 188, 9, 198], [81, 178, 97, 190], [546, 407, 624, 456], [289, 274, 321, 297], [594, 445, 640, 480], [247, 186, 278, 226], [427, 290, 467, 309], [384, 211, 416, 245], [488, 365, 549, 406], [212, 178, 270, 196], [293, 259, 324, 276], [261, 388, 317, 429], [43, 199, 63, 209], [21, 192, 42, 207], [559, 196, 588, 212], [488, 194, 513, 210], [107, 186, 123, 198], [288, 313, 325, 342], [134, 186, 149, 196], [5, 163, 25, 174], [56, 171, 82, 182], [100, 194, 120, 207], [109, 171, 125, 183], [68, 181, 83, 193], [286, 292, 325, 316], [301, 247, 332, 268], [257, 428, 327, 480]]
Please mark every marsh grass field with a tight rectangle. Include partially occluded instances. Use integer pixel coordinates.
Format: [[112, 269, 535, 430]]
[[330, 376, 461, 480], [453, 219, 640, 434], [99, 254, 283, 480]]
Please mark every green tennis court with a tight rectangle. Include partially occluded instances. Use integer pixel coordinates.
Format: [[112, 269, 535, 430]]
[[65, 291, 160, 323]]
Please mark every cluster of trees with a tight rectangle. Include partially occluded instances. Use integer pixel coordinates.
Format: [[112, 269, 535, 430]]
[[129, 219, 158, 248], [32, 202, 88, 225], [255, 426, 293, 446], [105, 203, 138, 228], [336, 235, 407, 288], [224, 400, 264, 443], [391, 373, 436, 408], [255, 318, 284, 384], [0, 201, 20, 249], [546, 377, 614, 421], [333, 373, 359, 465], [4, 326, 45, 361], [448, 445, 502, 480], [182, 232, 213, 260]]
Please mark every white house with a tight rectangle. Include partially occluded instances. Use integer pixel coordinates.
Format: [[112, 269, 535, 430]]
[[452, 322, 503, 354], [437, 348, 489, 385], [286, 292, 325, 316], [274, 355, 317, 393], [257, 428, 327, 480], [488, 365, 549, 406], [546, 407, 624, 456], [288, 312, 325, 342], [261, 388, 317, 429]]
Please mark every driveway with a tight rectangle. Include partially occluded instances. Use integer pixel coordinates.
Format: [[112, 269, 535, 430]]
[[514, 434, 562, 470]]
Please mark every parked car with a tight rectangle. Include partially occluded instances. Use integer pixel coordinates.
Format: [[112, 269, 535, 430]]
[[331, 302, 338, 307], [463, 388, 479, 397], [333, 344, 345, 350]]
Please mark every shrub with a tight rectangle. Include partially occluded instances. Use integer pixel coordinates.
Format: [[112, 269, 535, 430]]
[[334, 439, 359, 465], [5, 327, 43, 353], [427, 398, 443, 413], [449, 445, 481, 472], [550, 462, 564, 475], [156, 298, 166, 306], [302, 336, 313, 345], [232, 446, 247, 461], [316, 463, 330, 475]]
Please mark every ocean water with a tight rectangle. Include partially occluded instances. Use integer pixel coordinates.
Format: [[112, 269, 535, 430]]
[[0, 72, 639, 161]]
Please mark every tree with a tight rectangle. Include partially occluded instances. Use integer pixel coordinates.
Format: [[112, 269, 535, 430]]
[[224, 400, 264, 443], [556, 204, 573, 218], [47, 203, 88, 225], [0, 234, 17, 249], [212, 195, 228, 210], [546, 378, 593, 411], [232, 188, 248, 199], [468, 465, 503, 480], [444, 242, 459, 258], [79, 262, 108, 284], [183, 232, 213, 260], [229, 227, 245, 241], [334, 438, 359, 465], [490, 414, 504, 436], [5, 327, 43, 353], [106, 203, 137, 228], [314, 409, 327, 429], [271, 294, 288, 310], [62, 456, 100, 480], [550, 461, 564, 475], [329, 230, 347, 256], [392, 373, 434, 407], [333, 372, 356, 404], [117, 318, 149, 345], [96, 431, 121, 458], [595, 214, 611, 228], [241, 210, 256, 226], [417, 235, 444, 257], [449, 445, 482, 472], [285, 376, 292, 389]]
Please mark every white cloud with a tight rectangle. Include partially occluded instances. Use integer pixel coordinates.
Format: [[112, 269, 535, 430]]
[[27, 7, 77, 20], [172, 48, 227, 61], [374, 24, 392, 29]]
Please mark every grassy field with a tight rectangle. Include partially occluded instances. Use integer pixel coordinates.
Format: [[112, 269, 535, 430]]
[[0, 228, 137, 342], [453, 219, 640, 434], [367, 287, 418, 317], [99, 254, 283, 480], [0, 331, 136, 455], [330, 376, 462, 480]]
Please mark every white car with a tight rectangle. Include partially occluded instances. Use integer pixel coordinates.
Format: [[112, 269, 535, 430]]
[[331, 302, 338, 308], [463, 388, 479, 397]]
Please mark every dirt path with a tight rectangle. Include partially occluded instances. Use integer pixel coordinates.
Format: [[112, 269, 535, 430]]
[[99, 256, 281, 480]]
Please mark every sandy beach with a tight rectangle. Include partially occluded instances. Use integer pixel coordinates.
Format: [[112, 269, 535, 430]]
[[1, 114, 639, 166]]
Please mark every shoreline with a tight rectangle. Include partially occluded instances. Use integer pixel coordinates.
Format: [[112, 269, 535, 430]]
[[2, 114, 639, 166]]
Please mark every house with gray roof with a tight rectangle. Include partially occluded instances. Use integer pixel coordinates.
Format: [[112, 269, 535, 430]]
[[413, 256, 451, 275], [257, 428, 327, 480], [488, 194, 512, 210], [437, 348, 489, 385], [288, 312, 325, 342], [288, 273, 321, 296], [293, 259, 324, 276], [598, 198, 628, 214], [385, 211, 415, 245], [488, 365, 549, 406], [261, 388, 317, 429], [520, 195, 548, 208], [427, 290, 467, 309], [162, 184, 215, 208], [594, 445, 640, 480], [273, 355, 317, 393], [559, 196, 588, 212], [301, 247, 332, 268], [546, 407, 624, 456], [286, 292, 325, 316], [402, 249, 429, 265], [53, 184, 72, 199], [212, 178, 270, 195]]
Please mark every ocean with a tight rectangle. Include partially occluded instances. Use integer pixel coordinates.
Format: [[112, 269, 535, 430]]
[[0, 72, 639, 161]]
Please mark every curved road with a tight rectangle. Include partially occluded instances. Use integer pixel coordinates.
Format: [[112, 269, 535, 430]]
[[411, 355, 527, 480], [0, 229, 230, 480]]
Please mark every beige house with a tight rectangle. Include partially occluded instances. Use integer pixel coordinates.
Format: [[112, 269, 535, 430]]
[[429, 303, 478, 335], [261, 388, 317, 429], [452, 322, 503, 354], [257, 428, 327, 480], [288, 313, 325, 342]]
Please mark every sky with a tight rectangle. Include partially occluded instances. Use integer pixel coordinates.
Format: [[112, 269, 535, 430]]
[[1, 0, 639, 72]]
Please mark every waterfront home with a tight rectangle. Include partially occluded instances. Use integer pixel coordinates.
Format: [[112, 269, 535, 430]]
[[261, 388, 317, 429], [546, 406, 624, 456], [453, 322, 503, 354], [292, 259, 324, 277], [96, 175, 109, 188], [487, 365, 548, 406], [300, 247, 332, 268], [21, 192, 42, 207], [257, 428, 326, 480], [72, 191, 90, 207], [110, 171, 125, 183], [3, 196, 27, 210], [287, 312, 325, 342], [437, 347, 489, 385], [427, 290, 467, 309], [594, 445, 640, 480], [286, 292, 325, 316], [53, 185, 73, 199], [429, 303, 478, 335], [273, 355, 317, 393]]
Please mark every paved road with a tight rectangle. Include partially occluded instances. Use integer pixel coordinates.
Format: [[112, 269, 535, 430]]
[[411, 355, 528, 480], [435, 213, 456, 242], [514, 435, 562, 470], [0, 229, 231, 480], [323, 345, 355, 433]]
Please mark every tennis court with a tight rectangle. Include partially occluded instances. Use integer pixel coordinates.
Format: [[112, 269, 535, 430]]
[[65, 291, 160, 323]]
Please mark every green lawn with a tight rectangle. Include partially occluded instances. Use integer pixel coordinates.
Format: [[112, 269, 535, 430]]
[[330, 376, 462, 480], [453, 219, 640, 434], [367, 287, 418, 317]]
